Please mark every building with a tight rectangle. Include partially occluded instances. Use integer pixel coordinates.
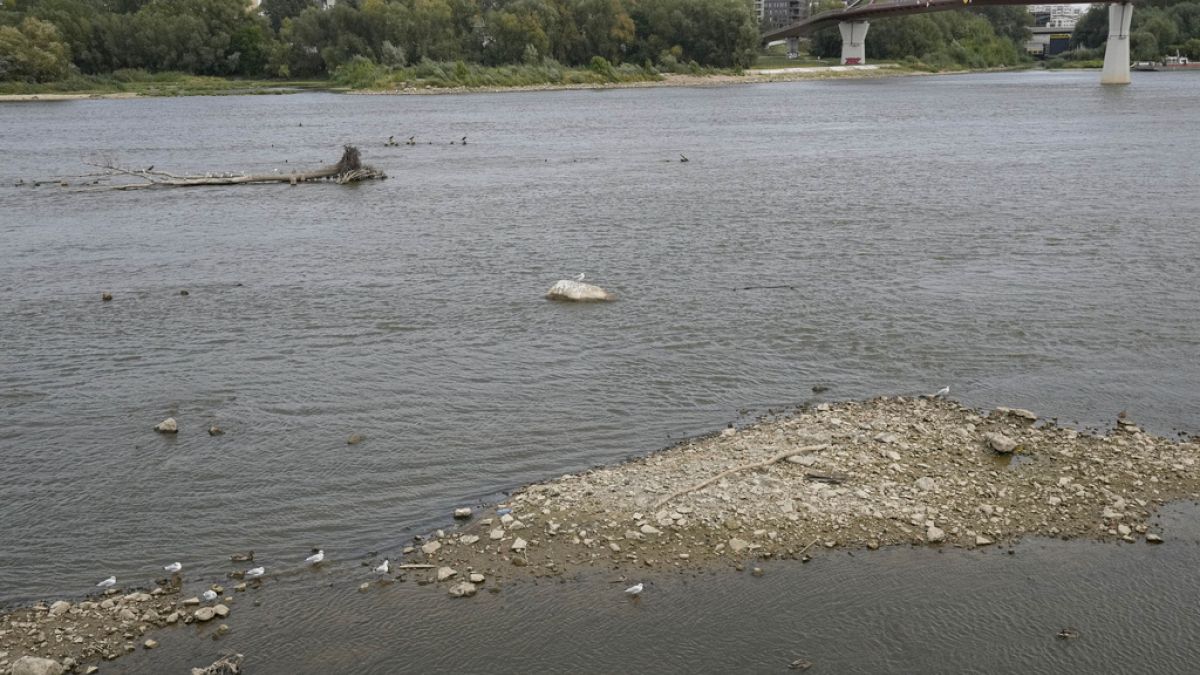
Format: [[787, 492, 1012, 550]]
[[762, 0, 805, 29], [1028, 4, 1088, 30]]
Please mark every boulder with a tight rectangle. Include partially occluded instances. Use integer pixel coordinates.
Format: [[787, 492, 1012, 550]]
[[208, 425, 224, 436], [545, 279, 615, 302], [48, 600, 71, 617], [459, 534, 480, 545], [453, 507, 472, 519], [421, 541, 441, 555], [469, 573, 485, 583], [975, 536, 994, 546], [12, 657, 64, 675], [984, 432, 1018, 454], [154, 417, 178, 434], [448, 582, 477, 598], [194, 607, 216, 622], [213, 603, 230, 618], [926, 526, 946, 543], [436, 566, 457, 581]]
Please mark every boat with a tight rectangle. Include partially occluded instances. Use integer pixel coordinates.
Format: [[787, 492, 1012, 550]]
[[1133, 61, 1159, 71], [1162, 53, 1200, 70]]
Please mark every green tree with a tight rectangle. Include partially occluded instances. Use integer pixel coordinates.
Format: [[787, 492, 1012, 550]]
[[0, 16, 71, 81], [262, 0, 313, 33]]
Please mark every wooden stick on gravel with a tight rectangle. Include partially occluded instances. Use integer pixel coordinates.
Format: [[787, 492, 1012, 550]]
[[652, 444, 828, 510]]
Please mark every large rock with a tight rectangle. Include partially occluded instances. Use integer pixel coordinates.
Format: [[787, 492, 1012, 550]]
[[154, 417, 178, 434], [510, 537, 528, 552], [729, 538, 750, 553], [421, 541, 441, 555], [545, 279, 615, 302], [984, 432, 1018, 454], [48, 600, 71, 617], [194, 607, 216, 622], [436, 566, 457, 581], [11, 656, 64, 675], [926, 526, 946, 543], [447, 581, 477, 598]]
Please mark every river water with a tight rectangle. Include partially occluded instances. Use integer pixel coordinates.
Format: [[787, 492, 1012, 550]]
[[1, 70, 1198, 671]]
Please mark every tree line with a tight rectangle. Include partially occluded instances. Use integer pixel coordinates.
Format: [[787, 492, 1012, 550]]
[[1071, 0, 1200, 61], [0, 0, 760, 83]]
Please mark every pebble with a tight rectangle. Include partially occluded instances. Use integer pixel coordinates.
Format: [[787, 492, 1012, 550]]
[[346, 433, 365, 445], [510, 537, 528, 552], [1146, 533, 1163, 544], [101, 292, 113, 301], [729, 538, 749, 553], [143, 639, 158, 649], [208, 425, 224, 436], [490, 528, 505, 540]]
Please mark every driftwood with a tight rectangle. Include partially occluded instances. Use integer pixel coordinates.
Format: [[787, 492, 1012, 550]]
[[652, 443, 828, 510], [65, 145, 385, 191], [394, 564, 436, 569]]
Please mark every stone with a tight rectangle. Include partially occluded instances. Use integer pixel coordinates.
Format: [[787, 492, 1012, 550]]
[[48, 601, 70, 617], [1048, 496, 1062, 506], [448, 582, 478, 598], [101, 292, 113, 302], [11, 656, 64, 675], [469, 573, 485, 583], [975, 536, 994, 546], [511, 537, 528, 552], [216, 623, 230, 636], [1146, 533, 1163, 544], [1117, 524, 1132, 536], [143, 639, 158, 649], [997, 407, 1037, 422], [154, 417, 178, 434], [208, 425, 224, 436], [436, 567, 457, 581], [500, 513, 514, 526], [460, 534, 480, 545], [729, 538, 750, 553], [874, 432, 899, 444], [490, 528, 505, 540], [915, 477, 936, 492], [166, 612, 180, 624], [347, 433, 365, 445], [786, 455, 818, 466], [421, 541, 441, 555], [926, 526, 946, 543], [193, 607, 216, 622], [183, 597, 200, 606], [640, 524, 661, 535], [453, 507, 472, 519], [359, 582, 370, 592], [117, 608, 136, 621], [751, 567, 764, 577], [213, 604, 229, 618], [984, 432, 1018, 454], [545, 279, 615, 302]]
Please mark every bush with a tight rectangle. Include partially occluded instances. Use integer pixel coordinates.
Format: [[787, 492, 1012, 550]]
[[333, 56, 384, 88]]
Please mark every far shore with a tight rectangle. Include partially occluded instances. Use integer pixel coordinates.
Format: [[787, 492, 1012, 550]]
[[2, 395, 1194, 674], [0, 63, 1058, 103]]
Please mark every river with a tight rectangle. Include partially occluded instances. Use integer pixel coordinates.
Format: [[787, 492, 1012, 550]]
[[1, 69, 1198, 672]]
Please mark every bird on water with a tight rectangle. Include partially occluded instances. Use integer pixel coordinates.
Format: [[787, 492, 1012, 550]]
[[305, 549, 325, 565], [246, 567, 265, 579], [625, 582, 643, 596], [163, 562, 182, 574], [374, 559, 390, 574], [97, 576, 116, 589], [933, 386, 949, 398]]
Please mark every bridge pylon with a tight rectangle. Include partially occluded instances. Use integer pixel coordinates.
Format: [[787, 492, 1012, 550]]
[[838, 21, 870, 65], [1101, 3, 1133, 85]]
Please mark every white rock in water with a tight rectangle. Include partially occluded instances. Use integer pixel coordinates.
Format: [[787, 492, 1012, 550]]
[[926, 526, 946, 543], [154, 417, 178, 434], [545, 279, 615, 302], [984, 432, 1018, 454], [448, 581, 477, 598], [436, 566, 457, 581], [193, 607, 216, 622], [453, 507, 472, 519], [11, 656, 64, 675]]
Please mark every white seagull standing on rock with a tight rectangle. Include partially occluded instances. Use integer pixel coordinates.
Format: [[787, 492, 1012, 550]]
[[97, 576, 116, 589], [246, 567, 265, 579], [164, 562, 182, 574], [305, 550, 325, 565], [933, 386, 950, 398], [624, 582, 643, 596], [374, 559, 390, 574], [201, 589, 218, 602]]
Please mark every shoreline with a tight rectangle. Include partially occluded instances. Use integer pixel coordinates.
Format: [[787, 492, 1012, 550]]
[[4, 395, 1193, 672], [0, 64, 1051, 102]]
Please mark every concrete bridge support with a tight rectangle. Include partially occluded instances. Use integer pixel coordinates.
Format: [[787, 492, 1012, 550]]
[[838, 21, 870, 65], [1101, 3, 1133, 85], [787, 36, 800, 58]]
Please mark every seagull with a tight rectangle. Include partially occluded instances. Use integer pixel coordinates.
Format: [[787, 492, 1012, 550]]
[[201, 589, 217, 602], [624, 582, 643, 596], [245, 567, 265, 579], [163, 562, 182, 574], [305, 549, 325, 565], [461, 136, 468, 145], [933, 386, 950, 398], [374, 559, 390, 574], [97, 576, 116, 589], [680, 154, 689, 163], [575, 273, 585, 282]]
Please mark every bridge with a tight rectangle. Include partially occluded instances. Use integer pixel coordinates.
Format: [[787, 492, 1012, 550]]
[[762, 0, 1135, 84]]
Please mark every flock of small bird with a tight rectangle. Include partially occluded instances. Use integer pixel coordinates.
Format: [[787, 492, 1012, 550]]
[[385, 135, 467, 147]]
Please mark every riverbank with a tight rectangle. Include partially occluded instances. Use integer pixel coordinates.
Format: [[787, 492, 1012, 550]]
[[2, 396, 1196, 672]]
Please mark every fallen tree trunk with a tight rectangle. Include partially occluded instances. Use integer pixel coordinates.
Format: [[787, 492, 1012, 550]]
[[68, 145, 385, 191]]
